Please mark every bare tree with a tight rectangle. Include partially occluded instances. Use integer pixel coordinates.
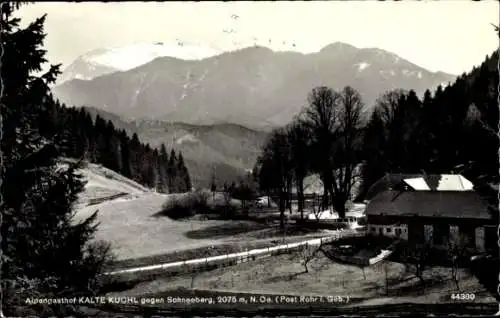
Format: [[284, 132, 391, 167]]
[[373, 89, 407, 127], [258, 128, 293, 229], [383, 262, 390, 295], [402, 243, 429, 287], [447, 236, 468, 290], [358, 263, 367, 280], [301, 86, 341, 213], [330, 86, 365, 217], [301, 86, 365, 218], [286, 119, 312, 220]]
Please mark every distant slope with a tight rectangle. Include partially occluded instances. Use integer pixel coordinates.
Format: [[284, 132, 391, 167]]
[[54, 42, 456, 129], [58, 158, 151, 207], [81, 107, 269, 187]]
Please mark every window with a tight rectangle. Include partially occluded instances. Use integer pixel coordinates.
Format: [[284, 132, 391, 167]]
[[372, 227, 377, 232], [386, 227, 392, 233], [433, 223, 450, 245], [379, 227, 383, 235], [395, 228, 402, 236], [485, 226, 497, 252], [459, 225, 476, 248]]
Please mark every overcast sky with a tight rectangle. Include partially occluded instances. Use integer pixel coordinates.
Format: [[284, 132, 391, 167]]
[[17, 1, 499, 75]]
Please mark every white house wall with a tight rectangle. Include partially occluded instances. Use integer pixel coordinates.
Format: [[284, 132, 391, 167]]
[[368, 224, 408, 240], [369, 221, 486, 253]]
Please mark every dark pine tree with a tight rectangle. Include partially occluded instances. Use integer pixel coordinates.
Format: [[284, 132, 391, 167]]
[[167, 149, 177, 193], [0, 5, 111, 316], [118, 130, 132, 178], [157, 143, 169, 193], [128, 132, 143, 183], [177, 152, 191, 192]]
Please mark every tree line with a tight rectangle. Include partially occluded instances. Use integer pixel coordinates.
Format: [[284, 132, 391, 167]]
[[255, 51, 499, 228], [39, 97, 192, 194]]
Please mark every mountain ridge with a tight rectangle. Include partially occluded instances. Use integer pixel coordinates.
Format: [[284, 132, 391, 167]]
[[54, 42, 455, 129]]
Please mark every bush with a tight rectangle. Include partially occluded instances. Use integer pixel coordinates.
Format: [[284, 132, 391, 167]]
[[210, 191, 236, 219], [159, 191, 211, 219], [2, 239, 114, 318], [160, 196, 195, 220], [190, 191, 210, 214], [3, 277, 87, 318], [159, 190, 246, 220]]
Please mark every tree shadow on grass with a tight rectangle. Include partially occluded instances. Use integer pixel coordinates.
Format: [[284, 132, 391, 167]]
[[248, 225, 322, 239], [184, 221, 269, 239], [362, 272, 451, 298]]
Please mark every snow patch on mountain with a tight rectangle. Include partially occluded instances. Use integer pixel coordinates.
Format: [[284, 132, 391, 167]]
[[83, 42, 221, 71], [355, 62, 371, 72], [175, 133, 200, 145], [74, 74, 91, 80]]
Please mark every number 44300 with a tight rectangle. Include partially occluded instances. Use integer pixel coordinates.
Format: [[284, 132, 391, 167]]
[[450, 293, 476, 301]]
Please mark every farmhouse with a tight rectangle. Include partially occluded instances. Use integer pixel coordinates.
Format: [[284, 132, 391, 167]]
[[364, 174, 496, 254]]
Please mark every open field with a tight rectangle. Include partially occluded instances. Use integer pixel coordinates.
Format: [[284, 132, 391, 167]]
[[106, 230, 335, 271], [75, 193, 268, 260], [109, 249, 496, 306], [76, 191, 336, 262], [71, 161, 341, 262]]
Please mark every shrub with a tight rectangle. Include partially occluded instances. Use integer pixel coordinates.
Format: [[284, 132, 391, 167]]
[[160, 196, 195, 220], [190, 190, 210, 214], [3, 277, 86, 318], [159, 191, 211, 219]]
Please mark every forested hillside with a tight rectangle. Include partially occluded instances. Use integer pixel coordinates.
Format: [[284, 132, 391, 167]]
[[361, 50, 499, 198], [40, 99, 192, 193]]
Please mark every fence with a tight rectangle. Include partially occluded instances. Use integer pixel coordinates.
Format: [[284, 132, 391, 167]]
[[103, 231, 365, 280], [88, 192, 128, 206]]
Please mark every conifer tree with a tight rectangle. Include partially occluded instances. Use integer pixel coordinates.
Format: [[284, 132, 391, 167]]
[[118, 130, 132, 178], [0, 5, 111, 316], [167, 149, 177, 193], [157, 143, 169, 193], [129, 133, 142, 183], [177, 152, 190, 192], [210, 167, 217, 200]]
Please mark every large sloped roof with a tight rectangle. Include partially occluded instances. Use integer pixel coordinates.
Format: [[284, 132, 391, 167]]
[[365, 173, 474, 200], [365, 190, 490, 220]]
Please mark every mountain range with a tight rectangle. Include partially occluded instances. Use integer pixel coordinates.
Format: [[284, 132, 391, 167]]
[[53, 42, 456, 130], [57, 42, 222, 84]]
